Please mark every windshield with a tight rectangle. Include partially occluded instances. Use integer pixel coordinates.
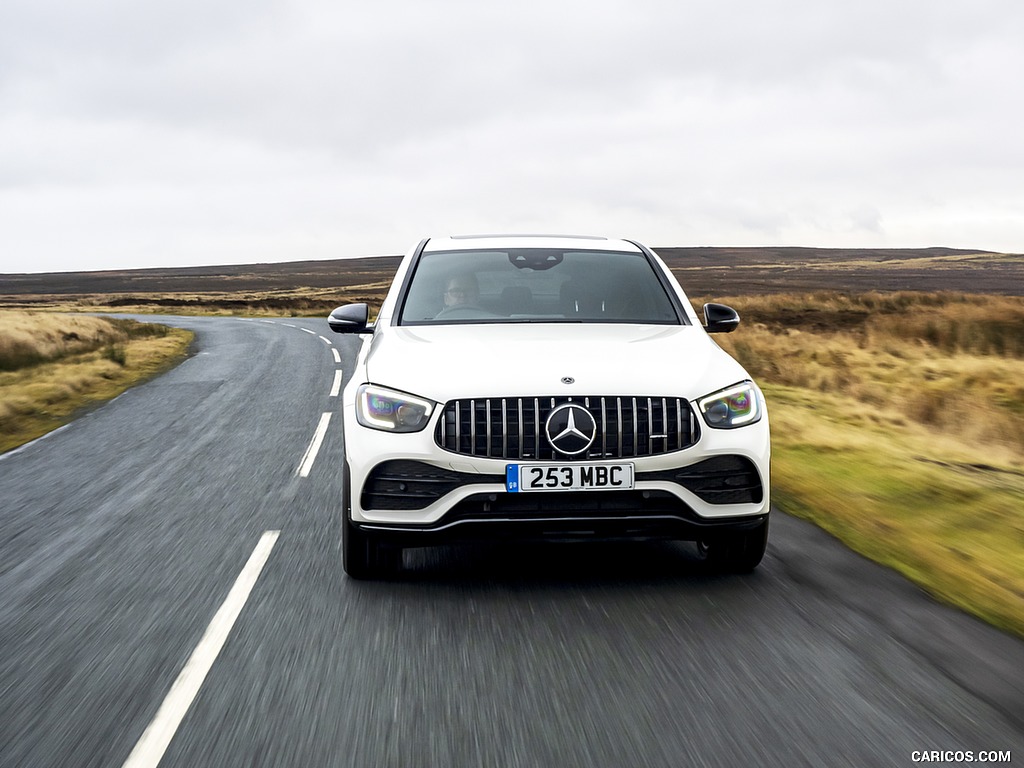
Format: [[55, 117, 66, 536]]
[[398, 248, 684, 326]]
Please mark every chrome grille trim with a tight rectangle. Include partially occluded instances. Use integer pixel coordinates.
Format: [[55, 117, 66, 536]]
[[470, 399, 476, 454], [485, 399, 492, 457], [501, 398, 508, 458], [616, 398, 623, 456], [646, 397, 653, 450], [533, 397, 540, 457], [661, 397, 669, 453], [517, 398, 524, 457], [454, 401, 461, 448], [676, 398, 683, 449], [435, 395, 699, 460], [632, 397, 638, 455]]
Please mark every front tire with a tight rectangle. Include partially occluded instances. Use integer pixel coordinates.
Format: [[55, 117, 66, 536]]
[[341, 460, 401, 579], [697, 516, 769, 573], [343, 519, 402, 579]]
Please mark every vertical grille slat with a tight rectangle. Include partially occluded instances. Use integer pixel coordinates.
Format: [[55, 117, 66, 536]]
[[616, 398, 623, 457], [436, 396, 699, 460], [662, 397, 669, 454], [517, 399, 524, 459], [600, 397, 608, 458], [485, 399, 492, 458], [501, 398, 508, 459], [676, 399, 683, 451], [470, 400, 477, 456], [645, 399, 651, 454], [536, 399, 544, 460], [626, 399, 634, 460]]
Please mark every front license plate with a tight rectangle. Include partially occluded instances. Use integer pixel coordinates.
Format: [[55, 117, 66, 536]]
[[506, 463, 635, 493]]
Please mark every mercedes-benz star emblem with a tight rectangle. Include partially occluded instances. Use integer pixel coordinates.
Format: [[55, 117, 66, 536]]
[[545, 404, 597, 455], [561, 376, 575, 385]]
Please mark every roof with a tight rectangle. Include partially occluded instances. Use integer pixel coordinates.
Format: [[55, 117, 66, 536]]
[[422, 234, 644, 253]]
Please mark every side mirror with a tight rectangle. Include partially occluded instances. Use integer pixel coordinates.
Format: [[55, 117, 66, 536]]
[[328, 303, 371, 334], [703, 303, 740, 334]]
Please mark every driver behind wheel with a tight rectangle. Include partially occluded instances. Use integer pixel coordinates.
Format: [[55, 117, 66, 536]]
[[442, 274, 480, 311]]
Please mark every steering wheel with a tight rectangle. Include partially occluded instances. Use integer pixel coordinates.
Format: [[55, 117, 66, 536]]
[[434, 305, 489, 319]]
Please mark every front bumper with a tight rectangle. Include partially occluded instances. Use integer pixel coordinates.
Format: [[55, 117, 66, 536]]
[[343, 402, 771, 540], [352, 458, 766, 544], [359, 509, 768, 546]]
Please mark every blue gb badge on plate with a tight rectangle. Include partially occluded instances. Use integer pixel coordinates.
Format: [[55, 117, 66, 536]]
[[505, 464, 519, 493]]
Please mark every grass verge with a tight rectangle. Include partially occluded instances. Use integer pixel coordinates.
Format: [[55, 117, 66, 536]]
[[711, 292, 1024, 637], [767, 385, 1024, 637], [0, 313, 193, 454]]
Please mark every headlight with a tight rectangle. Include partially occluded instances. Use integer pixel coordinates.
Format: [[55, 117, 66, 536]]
[[698, 381, 762, 429], [356, 384, 435, 432]]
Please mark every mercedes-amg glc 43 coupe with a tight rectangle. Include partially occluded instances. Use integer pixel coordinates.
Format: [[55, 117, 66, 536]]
[[329, 235, 770, 578]]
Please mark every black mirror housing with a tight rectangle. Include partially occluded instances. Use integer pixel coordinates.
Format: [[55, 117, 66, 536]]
[[328, 303, 371, 334], [703, 303, 740, 334]]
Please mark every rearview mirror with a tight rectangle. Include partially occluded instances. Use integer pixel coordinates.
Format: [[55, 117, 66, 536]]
[[328, 303, 370, 334], [703, 303, 740, 334]]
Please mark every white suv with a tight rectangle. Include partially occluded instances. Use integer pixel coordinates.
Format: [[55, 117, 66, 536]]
[[329, 235, 770, 578]]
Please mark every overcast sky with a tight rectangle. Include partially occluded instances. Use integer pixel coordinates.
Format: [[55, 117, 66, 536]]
[[2, 0, 1022, 274]]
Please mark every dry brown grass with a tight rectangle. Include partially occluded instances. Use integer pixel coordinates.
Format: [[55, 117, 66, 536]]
[[0, 313, 132, 370], [0, 284, 391, 318], [0, 312, 193, 453], [708, 292, 1024, 455], [701, 292, 1024, 635]]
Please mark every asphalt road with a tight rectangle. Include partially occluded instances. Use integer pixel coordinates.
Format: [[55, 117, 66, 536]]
[[1, 315, 1022, 768]]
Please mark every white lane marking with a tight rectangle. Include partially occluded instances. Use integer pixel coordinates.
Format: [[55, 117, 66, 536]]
[[332, 348, 341, 365], [282, 323, 296, 329], [0, 423, 73, 462], [258, 320, 276, 325], [297, 412, 332, 477], [329, 370, 344, 397], [300, 328, 316, 335], [318, 335, 332, 346], [122, 530, 281, 768]]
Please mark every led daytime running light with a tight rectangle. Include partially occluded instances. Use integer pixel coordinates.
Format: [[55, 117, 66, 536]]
[[356, 385, 434, 432], [698, 382, 761, 428]]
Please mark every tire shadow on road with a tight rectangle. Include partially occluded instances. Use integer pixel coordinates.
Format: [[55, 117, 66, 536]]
[[357, 539, 767, 591]]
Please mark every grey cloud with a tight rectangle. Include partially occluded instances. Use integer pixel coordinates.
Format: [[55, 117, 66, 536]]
[[1, 0, 1023, 272]]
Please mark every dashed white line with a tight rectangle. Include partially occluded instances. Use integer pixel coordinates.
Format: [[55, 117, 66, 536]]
[[122, 531, 281, 768], [332, 348, 341, 365], [329, 370, 344, 397], [318, 335, 332, 346], [300, 328, 316, 335], [296, 412, 332, 478]]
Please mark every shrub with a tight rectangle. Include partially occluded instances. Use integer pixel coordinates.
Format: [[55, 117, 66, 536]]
[[104, 344, 127, 366]]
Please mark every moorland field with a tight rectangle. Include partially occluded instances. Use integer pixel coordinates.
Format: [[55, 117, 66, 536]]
[[2, 246, 1023, 635]]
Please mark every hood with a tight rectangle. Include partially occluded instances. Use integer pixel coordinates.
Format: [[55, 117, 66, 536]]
[[362, 323, 749, 402]]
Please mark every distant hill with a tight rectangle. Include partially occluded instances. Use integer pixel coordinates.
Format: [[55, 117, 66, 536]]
[[652, 246, 1023, 296], [1, 247, 1021, 298], [0, 256, 405, 295]]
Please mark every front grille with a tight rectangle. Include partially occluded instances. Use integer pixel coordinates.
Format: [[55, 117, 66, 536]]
[[435, 396, 699, 460]]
